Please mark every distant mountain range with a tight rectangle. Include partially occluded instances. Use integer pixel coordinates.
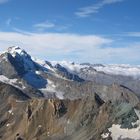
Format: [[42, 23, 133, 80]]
[[0, 46, 140, 140]]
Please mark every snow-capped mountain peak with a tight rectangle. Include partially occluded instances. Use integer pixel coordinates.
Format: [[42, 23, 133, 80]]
[[0, 46, 37, 80], [7, 46, 35, 71], [7, 46, 29, 58]]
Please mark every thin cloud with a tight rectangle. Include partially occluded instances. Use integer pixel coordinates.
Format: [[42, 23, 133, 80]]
[[125, 32, 140, 37], [33, 21, 70, 32], [0, 30, 139, 64], [12, 27, 33, 35], [0, 0, 10, 4], [0, 31, 112, 50], [0, 31, 112, 60], [75, 0, 125, 17], [6, 18, 12, 26], [34, 21, 55, 31]]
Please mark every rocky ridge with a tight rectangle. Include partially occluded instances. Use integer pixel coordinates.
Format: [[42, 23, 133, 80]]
[[0, 46, 140, 140]]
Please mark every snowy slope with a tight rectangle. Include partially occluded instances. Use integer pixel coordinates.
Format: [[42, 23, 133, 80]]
[[1, 47, 140, 79], [7, 46, 36, 71], [0, 75, 26, 90], [1, 46, 140, 99], [51, 61, 84, 73], [52, 61, 140, 79]]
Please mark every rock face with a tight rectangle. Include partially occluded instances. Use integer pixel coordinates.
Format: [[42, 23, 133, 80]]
[[0, 95, 139, 140], [55, 61, 140, 97], [0, 47, 36, 78], [0, 82, 30, 101], [54, 64, 84, 82], [0, 47, 140, 140]]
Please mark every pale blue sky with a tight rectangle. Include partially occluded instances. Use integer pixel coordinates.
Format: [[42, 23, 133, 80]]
[[0, 0, 140, 64]]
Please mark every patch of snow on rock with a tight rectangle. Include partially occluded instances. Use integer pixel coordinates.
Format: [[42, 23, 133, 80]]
[[8, 46, 35, 71], [0, 75, 17, 85], [35, 71, 41, 75], [33, 58, 55, 72], [6, 123, 10, 127], [0, 75, 26, 90], [8, 110, 13, 114], [40, 79, 64, 99], [102, 109, 140, 140], [101, 133, 109, 139], [8, 109, 14, 115], [51, 61, 84, 73]]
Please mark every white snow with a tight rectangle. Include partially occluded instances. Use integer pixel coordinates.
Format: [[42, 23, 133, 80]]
[[35, 71, 41, 75], [0, 75, 17, 85], [34, 59, 72, 81], [55, 91, 64, 100], [8, 110, 13, 114], [38, 125, 42, 128], [8, 46, 23, 56], [47, 131, 50, 136], [33, 58, 55, 72], [7, 46, 29, 58], [52, 61, 140, 79], [0, 75, 26, 90], [40, 79, 64, 99], [6, 123, 10, 127], [7, 46, 35, 71], [51, 61, 84, 73], [102, 109, 140, 140], [41, 79, 56, 93], [67, 119, 70, 124], [18, 81, 26, 89], [8, 109, 14, 115], [15, 100, 25, 103], [101, 133, 109, 139]]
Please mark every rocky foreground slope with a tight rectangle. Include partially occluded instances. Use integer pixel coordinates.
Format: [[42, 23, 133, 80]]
[[0, 46, 140, 140]]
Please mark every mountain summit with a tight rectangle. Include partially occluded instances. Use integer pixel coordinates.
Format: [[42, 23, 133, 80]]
[[0, 46, 36, 77], [7, 46, 29, 57]]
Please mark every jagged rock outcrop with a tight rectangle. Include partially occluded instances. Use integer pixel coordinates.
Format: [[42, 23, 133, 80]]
[[0, 95, 139, 140], [0, 47, 140, 140]]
